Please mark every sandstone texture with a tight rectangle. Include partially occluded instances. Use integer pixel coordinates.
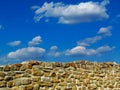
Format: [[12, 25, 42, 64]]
[[0, 60, 120, 90]]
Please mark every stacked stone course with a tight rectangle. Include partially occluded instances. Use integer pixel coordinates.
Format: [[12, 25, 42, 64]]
[[0, 60, 120, 90]]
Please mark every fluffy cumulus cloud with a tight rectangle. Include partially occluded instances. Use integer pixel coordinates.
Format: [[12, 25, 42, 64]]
[[28, 36, 42, 46], [8, 41, 21, 47], [98, 26, 112, 36], [65, 45, 114, 57], [48, 46, 61, 57], [32, 0, 109, 24], [8, 47, 45, 60], [66, 46, 96, 56]]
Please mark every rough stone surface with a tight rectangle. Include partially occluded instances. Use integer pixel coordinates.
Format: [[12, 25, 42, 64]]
[[32, 69, 44, 76], [0, 77, 4, 81], [0, 60, 119, 89], [0, 81, 6, 87], [21, 78, 32, 85], [0, 72, 6, 77], [7, 81, 14, 88], [5, 76, 13, 81], [4, 66, 10, 71]]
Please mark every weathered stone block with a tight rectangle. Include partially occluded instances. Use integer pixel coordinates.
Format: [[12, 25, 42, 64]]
[[33, 84, 39, 90], [26, 84, 33, 90], [32, 76, 40, 82], [0, 72, 6, 77], [39, 81, 53, 87], [32, 68, 44, 76], [7, 81, 14, 87], [6, 71, 15, 76], [14, 79, 21, 86], [25, 69, 32, 74], [52, 78, 60, 83], [5, 76, 13, 81], [0, 77, 4, 81], [21, 78, 32, 85], [4, 65, 10, 71], [41, 76, 51, 82], [108, 84, 114, 89], [20, 64, 27, 71], [0, 81, 6, 87]]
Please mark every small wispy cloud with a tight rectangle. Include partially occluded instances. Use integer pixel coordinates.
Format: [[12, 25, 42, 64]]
[[48, 46, 61, 57], [98, 26, 112, 36], [100, 0, 110, 6], [77, 26, 112, 46], [7, 41, 21, 47], [77, 36, 102, 46]]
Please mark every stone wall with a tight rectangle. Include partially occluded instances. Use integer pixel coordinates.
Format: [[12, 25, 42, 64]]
[[0, 60, 120, 90]]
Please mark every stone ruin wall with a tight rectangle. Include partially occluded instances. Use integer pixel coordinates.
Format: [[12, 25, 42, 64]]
[[0, 60, 120, 90]]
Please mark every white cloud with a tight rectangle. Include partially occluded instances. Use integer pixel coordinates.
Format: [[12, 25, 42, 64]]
[[77, 26, 112, 46], [48, 52, 61, 57], [32, 0, 109, 24], [68, 24, 114, 57], [77, 36, 102, 46], [50, 46, 58, 51], [98, 26, 112, 36], [65, 45, 114, 57], [8, 47, 45, 60], [48, 46, 61, 57], [101, 0, 110, 6], [28, 36, 42, 46], [8, 41, 21, 47], [66, 46, 96, 56], [96, 45, 115, 54]]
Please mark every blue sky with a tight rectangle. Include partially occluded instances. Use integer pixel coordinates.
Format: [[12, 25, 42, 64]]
[[0, 0, 120, 65]]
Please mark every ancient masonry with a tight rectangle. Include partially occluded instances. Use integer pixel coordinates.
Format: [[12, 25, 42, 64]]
[[0, 60, 120, 90]]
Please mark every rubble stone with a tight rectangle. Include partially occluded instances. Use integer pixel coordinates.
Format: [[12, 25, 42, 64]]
[[0, 81, 6, 87], [0, 60, 119, 89]]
